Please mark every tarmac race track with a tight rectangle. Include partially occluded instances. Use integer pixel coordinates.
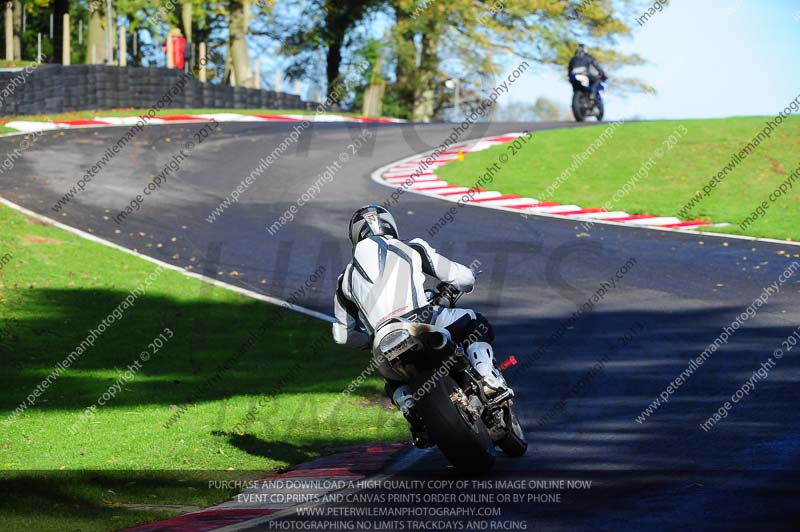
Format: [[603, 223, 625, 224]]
[[1, 121, 799, 531]]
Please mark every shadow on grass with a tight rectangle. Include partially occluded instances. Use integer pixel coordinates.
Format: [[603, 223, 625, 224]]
[[0, 435, 391, 532], [0, 287, 382, 411], [214, 432, 318, 464], [0, 471, 212, 532]]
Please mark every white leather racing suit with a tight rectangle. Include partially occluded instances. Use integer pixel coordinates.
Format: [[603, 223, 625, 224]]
[[332, 236, 476, 349]]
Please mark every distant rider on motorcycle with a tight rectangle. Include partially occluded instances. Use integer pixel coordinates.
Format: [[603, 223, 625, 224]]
[[332, 205, 509, 446], [568, 44, 607, 98]]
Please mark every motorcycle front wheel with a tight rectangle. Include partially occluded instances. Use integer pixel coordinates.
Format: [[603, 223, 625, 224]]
[[572, 92, 588, 122], [497, 406, 528, 457], [412, 370, 496, 474]]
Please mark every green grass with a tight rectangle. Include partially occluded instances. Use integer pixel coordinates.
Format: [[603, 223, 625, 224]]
[[437, 117, 800, 241], [0, 60, 34, 68], [0, 204, 404, 531], [0, 107, 387, 135]]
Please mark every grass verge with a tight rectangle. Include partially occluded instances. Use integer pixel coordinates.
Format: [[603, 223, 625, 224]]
[[436, 117, 800, 242], [0, 203, 404, 531], [0, 60, 34, 68]]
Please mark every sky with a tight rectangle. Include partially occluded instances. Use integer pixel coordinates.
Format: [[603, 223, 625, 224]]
[[500, 0, 800, 121]]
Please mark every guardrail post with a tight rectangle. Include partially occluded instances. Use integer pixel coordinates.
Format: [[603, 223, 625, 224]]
[[118, 25, 126, 66], [198, 42, 207, 82], [5, 2, 12, 62], [62, 13, 70, 65], [166, 31, 174, 68]]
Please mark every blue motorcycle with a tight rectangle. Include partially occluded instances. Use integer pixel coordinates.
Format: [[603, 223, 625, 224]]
[[569, 71, 606, 122]]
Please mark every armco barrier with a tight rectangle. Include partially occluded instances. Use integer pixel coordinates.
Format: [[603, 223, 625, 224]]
[[0, 64, 313, 117]]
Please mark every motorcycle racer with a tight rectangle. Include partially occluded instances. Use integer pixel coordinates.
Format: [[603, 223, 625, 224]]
[[568, 44, 607, 98], [332, 205, 509, 446]]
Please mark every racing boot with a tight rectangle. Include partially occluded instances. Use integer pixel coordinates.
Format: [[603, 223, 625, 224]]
[[391, 384, 431, 448], [466, 342, 510, 398]]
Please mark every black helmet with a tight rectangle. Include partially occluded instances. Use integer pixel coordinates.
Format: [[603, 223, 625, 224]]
[[348, 205, 399, 247], [576, 44, 587, 55]]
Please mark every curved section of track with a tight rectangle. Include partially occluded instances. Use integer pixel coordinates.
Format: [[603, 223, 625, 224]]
[[1, 120, 798, 530]]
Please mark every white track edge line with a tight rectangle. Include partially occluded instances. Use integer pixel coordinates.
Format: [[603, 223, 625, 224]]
[[368, 138, 800, 249], [0, 195, 335, 323], [0, 115, 404, 138]]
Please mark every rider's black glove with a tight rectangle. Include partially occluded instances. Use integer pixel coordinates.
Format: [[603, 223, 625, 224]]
[[436, 282, 457, 296]]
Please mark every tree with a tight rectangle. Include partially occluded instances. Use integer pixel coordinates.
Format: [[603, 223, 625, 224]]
[[389, 3, 443, 121], [15, 0, 56, 63], [494, 101, 536, 122], [384, 0, 653, 120], [192, 3, 234, 82], [494, 99, 568, 122], [349, 37, 385, 112], [270, 0, 383, 100], [531, 96, 564, 121]]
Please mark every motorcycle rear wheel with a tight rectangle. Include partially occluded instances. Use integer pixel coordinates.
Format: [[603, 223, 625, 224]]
[[412, 370, 496, 474]]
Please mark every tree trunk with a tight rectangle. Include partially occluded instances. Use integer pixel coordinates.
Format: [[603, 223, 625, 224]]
[[52, 0, 70, 64], [322, 2, 350, 102], [228, 0, 252, 87], [413, 20, 439, 122], [12, 0, 21, 61], [223, 42, 232, 84], [86, 3, 107, 64], [325, 33, 343, 101], [392, 13, 418, 119], [128, 15, 142, 66]]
